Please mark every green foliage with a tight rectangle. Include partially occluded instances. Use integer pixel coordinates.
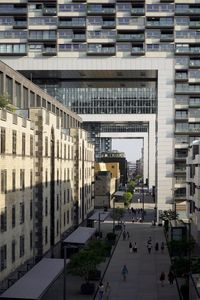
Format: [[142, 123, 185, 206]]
[[111, 208, 125, 223], [68, 240, 108, 282], [0, 94, 15, 112], [127, 180, 136, 193], [160, 209, 179, 221], [123, 192, 132, 207], [172, 257, 190, 277], [106, 232, 116, 241], [168, 239, 195, 257]]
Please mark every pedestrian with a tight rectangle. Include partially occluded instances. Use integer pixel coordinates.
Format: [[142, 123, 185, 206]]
[[122, 231, 126, 240], [121, 264, 128, 281], [148, 236, 152, 244], [147, 242, 152, 254], [160, 271, 165, 286], [105, 282, 111, 300], [133, 242, 137, 253], [98, 282, 104, 300], [132, 216, 135, 223], [131, 207, 134, 214], [155, 242, 159, 251], [126, 231, 130, 239], [168, 270, 175, 285], [129, 242, 133, 253], [123, 221, 126, 231], [161, 242, 165, 253]]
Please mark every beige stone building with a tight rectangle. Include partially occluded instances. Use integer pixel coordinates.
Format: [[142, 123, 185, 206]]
[[0, 60, 94, 283]]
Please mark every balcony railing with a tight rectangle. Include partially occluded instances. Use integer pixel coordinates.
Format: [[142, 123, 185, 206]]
[[131, 8, 145, 15], [117, 34, 144, 41], [43, 7, 57, 15], [87, 7, 115, 14], [102, 21, 115, 28], [87, 46, 115, 55], [58, 21, 86, 27]]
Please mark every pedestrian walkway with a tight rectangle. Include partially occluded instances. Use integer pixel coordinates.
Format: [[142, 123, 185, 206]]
[[98, 222, 179, 300]]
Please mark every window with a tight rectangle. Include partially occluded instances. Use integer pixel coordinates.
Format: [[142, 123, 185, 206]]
[[30, 135, 33, 156], [67, 189, 70, 203], [45, 197, 48, 216], [67, 210, 69, 224], [12, 240, 15, 263], [20, 169, 25, 190], [0, 128, 6, 154], [45, 169, 48, 187], [15, 81, 21, 107], [56, 220, 59, 236], [19, 235, 24, 257], [45, 137, 48, 157], [1, 207, 7, 232], [30, 230, 33, 250], [12, 205, 15, 228], [57, 169, 59, 185], [30, 200, 33, 220], [45, 226, 48, 244], [1, 170, 7, 193], [22, 133, 25, 156], [12, 130, 17, 154], [30, 170, 33, 189], [64, 190, 66, 204], [57, 141, 59, 158], [57, 194, 59, 210], [64, 144, 66, 159], [0, 245, 7, 270], [64, 212, 66, 226], [19, 202, 25, 224], [12, 170, 16, 192]]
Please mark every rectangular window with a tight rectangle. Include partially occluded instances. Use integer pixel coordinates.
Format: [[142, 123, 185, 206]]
[[19, 235, 24, 257], [45, 137, 48, 157], [12, 205, 15, 228], [67, 210, 69, 224], [12, 130, 17, 155], [12, 170, 16, 192], [1, 207, 7, 232], [15, 81, 21, 108], [57, 141, 59, 158], [20, 169, 25, 190], [45, 197, 48, 216], [0, 245, 7, 271], [56, 220, 59, 236], [57, 169, 59, 185], [64, 144, 66, 159], [57, 194, 59, 210], [23, 87, 28, 108], [45, 226, 48, 244], [30, 200, 33, 220], [12, 240, 15, 263], [19, 202, 25, 224], [30, 230, 33, 250], [64, 190, 66, 204], [30, 135, 33, 156], [30, 170, 33, 189], [1, 170, 7, 193], [64, 212, 66, 226], [22, 133, 25, 156], [0, 128, 6, 154], [6, 75, 13, 101]]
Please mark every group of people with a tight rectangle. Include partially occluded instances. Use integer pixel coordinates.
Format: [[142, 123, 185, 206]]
[[98, 282, 111, 300], [160, 270, 175, 286], [146, 237, 165, 254], [129, 241, 137, 253]]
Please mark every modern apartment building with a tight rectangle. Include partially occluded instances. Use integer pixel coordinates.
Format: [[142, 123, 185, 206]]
[[186, 140, 200, 245], [1, 0, 199, 215], [0, 61, 94, 282]]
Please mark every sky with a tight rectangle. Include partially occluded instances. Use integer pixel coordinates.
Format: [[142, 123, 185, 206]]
[[112, 139, 143, 162]]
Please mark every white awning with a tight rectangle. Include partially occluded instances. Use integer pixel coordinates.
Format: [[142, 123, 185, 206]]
[[114, 191, 125, 197], [88, 211, 109, 221], [63, 226, 96, 245], [0, 258, 64, 300]]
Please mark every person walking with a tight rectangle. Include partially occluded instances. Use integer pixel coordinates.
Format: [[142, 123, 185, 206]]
[[105, 282, 111, 300], [133, 242, 137, 253], [168, 270, 175, 285], [147, 242, 152, 254], [122, 231, 126, 240], [155, 242, 159, 252], [126, 231, 130, 239], [161, 242, 165, 253], [98, 282, 104, 300], [160, 271, 165, 287], [129, 242, 133, 253], [121, 264, 128, 281]]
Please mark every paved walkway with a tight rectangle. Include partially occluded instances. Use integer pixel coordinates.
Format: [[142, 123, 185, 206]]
[[97, 221, 179, 300]]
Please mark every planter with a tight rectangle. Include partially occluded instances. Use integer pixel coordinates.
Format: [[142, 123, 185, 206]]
[[80, 282, 95, 295]]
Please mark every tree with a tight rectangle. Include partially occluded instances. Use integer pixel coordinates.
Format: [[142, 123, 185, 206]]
[[123, 192, 132, 207], [0, 94, 15, 112], [160, 209, 179, 221], [111, 208, 125, 225], [68, 240, 108, 283], [127, 180, 136, 193]]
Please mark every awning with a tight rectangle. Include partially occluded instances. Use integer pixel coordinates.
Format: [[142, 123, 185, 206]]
[[114, 191, 125, 197], [0, 258, 64, 300], [63, 226, 96, 245], [88, 211, 109, 221]]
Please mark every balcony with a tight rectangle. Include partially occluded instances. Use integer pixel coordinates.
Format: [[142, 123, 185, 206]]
[[102, 21, 115, 29], [72, 34, 86, 41], [0, 6, 27, 15], [175, 7, 200, 16], [42, 47, 57, 56], [174, 168, 186, 173], [189, 21, 200, 28], [117, 33, 144, 42], [87, 45, 115, 56], [13, 20, 27, 29], [131, 7, 145, 16], [28, 34, 57, 42], [131, 46, 145, 55], [146, 20, 174, 28], [87, 6, 115, 15], [175, 73, 188, 81], [160, 34, 174, 42], [190, 60, 200, 68], [189, 98, 200, 107], [175, 84, 200, 95], [43, 7, 57, 16], [58, 20, 86, 28], [175, 114, 188, 120]]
